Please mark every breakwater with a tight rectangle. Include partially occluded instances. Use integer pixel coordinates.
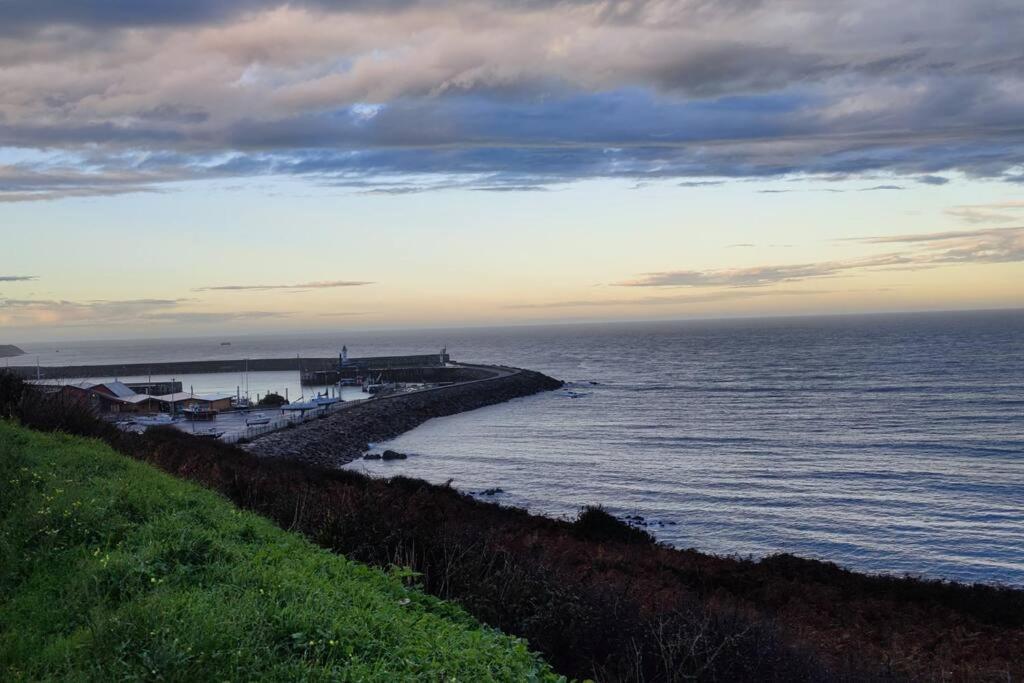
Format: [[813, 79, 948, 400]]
[[3, 357, 339, 380], [243, 366, 562, 466]]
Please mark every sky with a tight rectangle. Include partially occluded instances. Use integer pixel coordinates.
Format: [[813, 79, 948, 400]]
[[1, 0, 1022, 341]]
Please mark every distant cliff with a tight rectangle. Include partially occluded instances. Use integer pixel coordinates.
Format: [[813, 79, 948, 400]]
[[0, 345, 25, 359]]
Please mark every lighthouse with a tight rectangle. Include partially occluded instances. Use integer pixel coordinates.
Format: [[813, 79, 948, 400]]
[[341, 345, 348, 366]]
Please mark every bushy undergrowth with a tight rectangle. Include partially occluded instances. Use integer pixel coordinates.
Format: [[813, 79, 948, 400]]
[[573, 505, 656, 545], [0, 422, 557, 682]]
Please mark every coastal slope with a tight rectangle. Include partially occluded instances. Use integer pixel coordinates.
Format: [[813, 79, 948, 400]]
[[0, 421, 558, 681], [4, 371, 1022, 681]]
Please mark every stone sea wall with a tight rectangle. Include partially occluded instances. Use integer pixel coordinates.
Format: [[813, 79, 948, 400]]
[[243, 367, 562, 467]]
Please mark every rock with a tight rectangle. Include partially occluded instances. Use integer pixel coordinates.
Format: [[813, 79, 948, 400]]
[[363, 452, 382, 460], [381, 450, 407, 460], [479, 487, 504, 496]]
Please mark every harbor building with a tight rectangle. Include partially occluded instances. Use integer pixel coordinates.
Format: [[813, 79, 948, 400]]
[[54, 381, 230, 415]]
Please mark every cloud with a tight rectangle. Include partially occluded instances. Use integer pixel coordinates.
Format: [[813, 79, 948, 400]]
[[0, 275, 38, 282], [944, 201, 1024, 224], [618, 264, 849, 287], [506, 288, 833, 309], [0, 163, 180, 202], [509, 225, 1023, 311], [0, 2, 1023, 196], [621, 226, 1024, 288], [0, 296, 292, 328], [194, 279, 373, 291], [678, 180, 726, 188], [141, 311, 289, 324], [0, 297, 186, 327], [858, 226, 1024, 264]]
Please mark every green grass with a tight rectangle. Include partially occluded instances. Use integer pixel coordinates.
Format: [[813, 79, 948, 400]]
[[0, 421, 560, 682]]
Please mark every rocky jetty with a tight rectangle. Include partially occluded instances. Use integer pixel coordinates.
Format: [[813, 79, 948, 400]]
[[243, 368, 562, 467], [0, 345, 25, 359]]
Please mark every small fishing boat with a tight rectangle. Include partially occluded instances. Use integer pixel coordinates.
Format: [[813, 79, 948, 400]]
[[135, 414, 177, 427], [246, 413, 271, 426], [181, 406, 218, 421]]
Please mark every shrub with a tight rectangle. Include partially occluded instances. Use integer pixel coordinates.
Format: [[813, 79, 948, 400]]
[[573, 505, 656, 545]]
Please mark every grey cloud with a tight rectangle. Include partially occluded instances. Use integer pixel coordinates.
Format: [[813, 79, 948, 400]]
[[618, 263, 851, 288], [622, 226, 1024, 288], [0, 297, 186, 326], [141, 311, 289, 324], [505, 288, 832, 310], [0, 163, 181, 202], [0, 275, 38, 282], [0, 1, 1022, 195], [0, 295, 291, 328], [678, 180, 726, 187], [944, 202, 1024, 224], [858, 226, 1024, 264], [194, 280, 373, 291]]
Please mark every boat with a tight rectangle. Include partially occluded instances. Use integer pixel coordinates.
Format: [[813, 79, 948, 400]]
[[280, 400, 322, 411], [181, 406, 218, 421], [134, 414, 177, 427], [312, 390, 343, 406], [246, 413, 271, 426], [220, 342, 231, 346]]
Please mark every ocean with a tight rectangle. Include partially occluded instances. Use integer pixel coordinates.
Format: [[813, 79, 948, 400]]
[[8, 309, 1024, 585]]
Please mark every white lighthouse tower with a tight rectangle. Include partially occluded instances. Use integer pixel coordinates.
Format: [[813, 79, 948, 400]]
[[341, 345, 348, 365]]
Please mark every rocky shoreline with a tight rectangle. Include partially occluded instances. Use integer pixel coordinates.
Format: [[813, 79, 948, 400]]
[[242, 367, 563, 467]]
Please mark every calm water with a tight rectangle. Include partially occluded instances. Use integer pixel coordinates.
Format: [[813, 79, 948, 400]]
[[9, 310, 1024, 584]]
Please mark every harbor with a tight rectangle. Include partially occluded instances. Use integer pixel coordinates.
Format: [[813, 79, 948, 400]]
[[19, 346, 533, 445]]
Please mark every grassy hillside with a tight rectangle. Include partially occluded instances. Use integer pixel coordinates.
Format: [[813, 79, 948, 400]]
[[0, 421, 558, 682]]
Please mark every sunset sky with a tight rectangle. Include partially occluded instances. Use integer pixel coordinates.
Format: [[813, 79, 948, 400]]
[[2, 1, 1022, 340]]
